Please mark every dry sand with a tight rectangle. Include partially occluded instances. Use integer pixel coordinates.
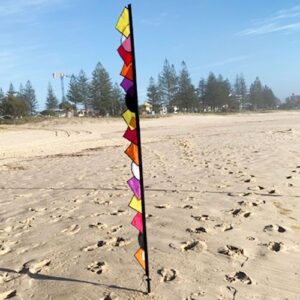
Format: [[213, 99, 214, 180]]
[[0, 112, 300, 300]]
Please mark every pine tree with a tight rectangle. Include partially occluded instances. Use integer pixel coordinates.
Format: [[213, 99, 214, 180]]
[[23, 80, 37, 114], [7, 83, 16, 97], [46, 83, 58, 110], [90, 62, 114, 116], [174, 61, 197, 112], [111, 83, 124, 116], [67, 75, 81, 109], [197, 78, 206, 110], [249, 77, 263, 110], [147, 77, 161, 114], [158, 59, 178, 107], [262, 85, 278, 109], [233, 74, 248, 110], [77, 70, 90, 110], [204, 72, 219, 110]]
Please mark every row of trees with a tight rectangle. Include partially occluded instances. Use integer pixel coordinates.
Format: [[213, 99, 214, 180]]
[[147, 59, 280, 113], [45, 63, 124, 116], [0, 82, 37, 118]]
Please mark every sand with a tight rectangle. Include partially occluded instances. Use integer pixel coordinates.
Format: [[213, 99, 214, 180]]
[[0, 112, 300, 300]]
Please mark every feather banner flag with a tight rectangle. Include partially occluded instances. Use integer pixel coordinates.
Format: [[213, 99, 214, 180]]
[[116, 5, 151, 294]]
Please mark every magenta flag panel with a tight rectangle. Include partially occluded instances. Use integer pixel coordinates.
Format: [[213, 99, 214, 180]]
[[122, 37, 132, 52], [131, 212, 144, 233], [128, 177, 141, 200], [121, 78, 134, 93], [123, 127, 138, 145]]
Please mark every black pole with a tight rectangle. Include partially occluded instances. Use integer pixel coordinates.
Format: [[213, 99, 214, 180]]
[[128, 4, 151, 294]]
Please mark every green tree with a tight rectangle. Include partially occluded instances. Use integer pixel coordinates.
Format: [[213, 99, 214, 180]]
[[233, 74, 248, 110], [262, 85, 279, 109], [67, 75, 81, 109], [1, 95, 28, 118], [46, 83, 58, 110], [147, 77, 161, 113], [7, 83, 16, 97], [158, 59, 178, 107], [174, 61, 197, 111], [77, 70, 90, 110], [90, 62, 114, 115], [249, 77, 263, 110], [197, 78, 206, 110], [23, 80, 37, 114], [111, 83, 124, 116]]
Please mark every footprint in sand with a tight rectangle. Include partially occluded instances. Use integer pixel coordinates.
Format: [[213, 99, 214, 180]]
[[186, 227, 207, 234], [182, 205, 194, 209], [110, 210, 126, 216], [0, 289, 17, 300], [107, 237, 131, 248], [0, 244, 11, 256], [184, 291, 206, 299], [218, 245, 244, 256], [29, 259, 51, 274], [260, 241, 284, 252], [18, 259, 51, 274], [155, 205, 170, 209], [110, 225, 123, 234], [62, 224, 81, 235], [50, 214, 62, 223], [228, 208, 252, 218], [180, 240, 207, 252], [157, 268, 177, 282], [225, 271, 252, 285], [238, 200, 265, 207], [214, 223, 233, 232], [0, 273, 19, 284], [263, 224, 286, 233], [191, 214, 210, 221], [88, 222, 107, 230], [100, 292, 118, 300], [87, 261, 107, 274], [81, 244, 98, 252]]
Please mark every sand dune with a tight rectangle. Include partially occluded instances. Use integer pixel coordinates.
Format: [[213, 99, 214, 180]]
[[0, 112, 300, 299]]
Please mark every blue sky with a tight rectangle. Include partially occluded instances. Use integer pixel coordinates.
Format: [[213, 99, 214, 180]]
[[1, 0, 300, 109]]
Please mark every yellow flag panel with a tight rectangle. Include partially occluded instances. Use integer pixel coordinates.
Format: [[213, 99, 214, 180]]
[[129, 195, 142, 213], [116, 8, 131, 38], [122, 109, 136, 129]]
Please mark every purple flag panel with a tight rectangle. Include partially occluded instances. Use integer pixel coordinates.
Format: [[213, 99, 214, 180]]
[[127, 176, 141, 200]]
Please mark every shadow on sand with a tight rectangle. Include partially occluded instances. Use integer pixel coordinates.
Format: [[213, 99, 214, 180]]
[[0, 267, 145, 294]]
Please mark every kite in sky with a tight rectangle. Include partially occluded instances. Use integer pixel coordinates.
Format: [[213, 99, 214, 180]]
[[116, 5, 151, 294]]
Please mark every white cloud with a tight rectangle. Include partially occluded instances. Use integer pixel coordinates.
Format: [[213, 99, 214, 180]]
[[0, 0, 67, 18], [238, 5, 300, 36]]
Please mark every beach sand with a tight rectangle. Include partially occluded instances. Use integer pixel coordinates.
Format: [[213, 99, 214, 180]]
[[0, 112, 300, 299]]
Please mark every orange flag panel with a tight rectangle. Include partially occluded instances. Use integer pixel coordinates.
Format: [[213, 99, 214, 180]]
[[125, 143, 139, 165], [121, 63, 133, 81], [134, 248, 145, 270]]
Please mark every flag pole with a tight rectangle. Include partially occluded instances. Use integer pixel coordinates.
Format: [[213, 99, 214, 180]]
[[127, 4, 151, 294]]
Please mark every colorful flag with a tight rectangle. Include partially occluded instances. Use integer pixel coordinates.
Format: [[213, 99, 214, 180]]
[[116, 5, 151, 294]]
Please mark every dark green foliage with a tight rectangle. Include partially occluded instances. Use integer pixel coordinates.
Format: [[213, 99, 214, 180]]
[[23, 81, 38, 114], [280, 94, 300, 109], [111, 83, 124, 115], [158, 59, 178, 107], [147, 77, 162, 113], [1, 94, 28, 118], [233, 74, 248, 110], [46, 83, 58, 110], [90, 63, 114, 116], [59, 101, 75, 111], [203, 73, 231, 111], [173, 62, 197, 112]]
